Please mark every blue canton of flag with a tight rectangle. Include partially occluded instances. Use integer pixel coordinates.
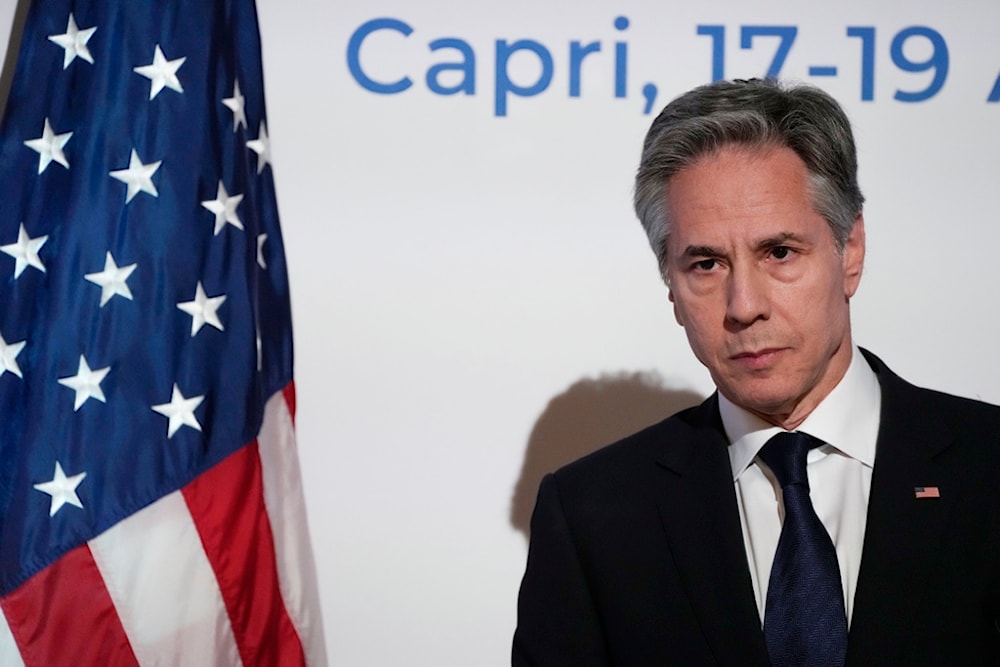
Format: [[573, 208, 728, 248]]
[[0, 1, 325, 664]]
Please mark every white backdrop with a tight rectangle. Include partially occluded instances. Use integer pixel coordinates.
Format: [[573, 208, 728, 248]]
[[3, 1, 1000, 664]]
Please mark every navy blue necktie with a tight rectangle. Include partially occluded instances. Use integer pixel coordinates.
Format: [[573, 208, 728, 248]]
[[757, 431, 848, 667]]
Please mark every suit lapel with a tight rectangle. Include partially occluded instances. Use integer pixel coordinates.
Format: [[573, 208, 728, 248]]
[[652, 396, 771, 666], [847, 352, 959, 663]]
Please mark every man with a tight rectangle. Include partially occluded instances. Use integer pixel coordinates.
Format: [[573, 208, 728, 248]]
[[512, 79, 1000, 665]]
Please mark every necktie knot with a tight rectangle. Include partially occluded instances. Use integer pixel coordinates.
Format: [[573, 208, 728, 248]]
[[758, 431, 822, 490]]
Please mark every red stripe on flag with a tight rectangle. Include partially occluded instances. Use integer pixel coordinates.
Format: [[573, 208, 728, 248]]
[[183, 441, 306, 667], [0, 544, 138, 667], [283, 382, 296, 423]]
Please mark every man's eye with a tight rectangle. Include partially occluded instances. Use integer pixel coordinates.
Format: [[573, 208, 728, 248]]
[[771, 246, 792, 260], [694, 259, 717, 271]]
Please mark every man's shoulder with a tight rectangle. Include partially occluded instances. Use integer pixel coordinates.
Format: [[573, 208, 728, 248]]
[[548, 395, 724, 490], [864, 348, 1000, 467], [909, 382, 1000, 415], [864, 348, 1000, 430], [534, 394, 736, 535], [902, 383, 1000, 442]]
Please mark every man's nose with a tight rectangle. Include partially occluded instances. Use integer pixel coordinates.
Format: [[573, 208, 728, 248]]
[[725, 263, 770, 327]]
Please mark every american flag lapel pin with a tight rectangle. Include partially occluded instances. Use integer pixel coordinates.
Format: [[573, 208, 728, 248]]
[[914, 486, 941, 499]]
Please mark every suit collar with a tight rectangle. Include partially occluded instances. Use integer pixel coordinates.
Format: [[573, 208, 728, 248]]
[[862, 348, 956, 460], [720, 343, 883, 482], [653, 393, 723, 474], [651, 395, 771, 665]]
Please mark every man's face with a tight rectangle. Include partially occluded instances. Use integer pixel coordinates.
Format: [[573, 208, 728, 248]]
[[664, 145, 865, 429]]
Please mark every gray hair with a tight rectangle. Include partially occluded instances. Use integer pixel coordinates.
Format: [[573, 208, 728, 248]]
[[633, 79, 864, 274]]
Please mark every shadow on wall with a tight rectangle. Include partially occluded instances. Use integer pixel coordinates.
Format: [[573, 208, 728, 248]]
[[510, 371, 704, 540]]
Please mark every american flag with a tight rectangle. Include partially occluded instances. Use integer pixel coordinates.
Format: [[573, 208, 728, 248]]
[[0, 1, 326, 664]]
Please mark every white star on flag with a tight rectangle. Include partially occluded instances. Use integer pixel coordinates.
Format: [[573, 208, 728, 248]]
[[0, 333, 26, 379], [1, 222, 48, 279], [177, 281, 226, 336], [133, 44, 185, 100], [24, 117, 73, 173], [33, 462, 87, 517], [222, 79, 247, 131], [256, 233, 268, 269], [58, 355, 111, 411], [151, 383, 204, 438], [109, 149, 161, 203], [85, 252, 137, 306], [47, 13, 96, 69], [201, 181, 244, 235], [247, 121, 270, 174]]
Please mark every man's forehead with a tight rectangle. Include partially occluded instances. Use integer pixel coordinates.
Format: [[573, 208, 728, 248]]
[[661, 148, 835, 263]]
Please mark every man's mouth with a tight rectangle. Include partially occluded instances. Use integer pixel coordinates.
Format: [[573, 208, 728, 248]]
[[730, 348, 787, 369]]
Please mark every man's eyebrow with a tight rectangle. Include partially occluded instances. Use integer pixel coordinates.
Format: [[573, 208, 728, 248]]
[[680, 245, 725, 258], [755, 232, 807, 250]]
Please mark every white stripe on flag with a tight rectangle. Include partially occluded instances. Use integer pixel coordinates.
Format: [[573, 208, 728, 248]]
[[90, 490, 243, 667], [258, 389, 328, 666], [0, 609, 25, 667]]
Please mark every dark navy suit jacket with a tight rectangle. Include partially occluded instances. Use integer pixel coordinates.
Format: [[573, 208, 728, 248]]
[[513, 350, 1000, 665]]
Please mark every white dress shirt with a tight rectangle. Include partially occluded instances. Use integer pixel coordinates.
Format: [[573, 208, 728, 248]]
[[722, 345, 881, 627]]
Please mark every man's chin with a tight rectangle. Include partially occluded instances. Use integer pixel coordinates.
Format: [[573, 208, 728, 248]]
[[722, 384, 801, 423]]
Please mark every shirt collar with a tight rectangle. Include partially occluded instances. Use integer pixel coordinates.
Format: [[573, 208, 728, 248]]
[[723, 344, 882, 481]]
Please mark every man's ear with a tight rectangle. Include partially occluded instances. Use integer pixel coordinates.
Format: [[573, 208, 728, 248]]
[[843, 214, 865, 298]]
